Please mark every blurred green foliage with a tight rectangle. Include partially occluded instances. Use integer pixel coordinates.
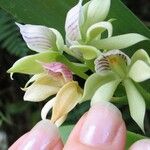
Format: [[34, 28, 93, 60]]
[[0, 9, 29, 57]]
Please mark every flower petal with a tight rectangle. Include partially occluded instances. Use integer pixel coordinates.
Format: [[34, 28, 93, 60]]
[[86, 0, 111, 27], [51, 81, 83, 122], [91, 33, 149, 50], [22, 73, 46, 91], [16, 23, 64, 52], [41, 97, 55, 120], [7, 52, 60, 74], [7, 52, 88, 80], [50, 28, 64, 51], [124, 79, 146, 132], [41, 97, 67, 126], [70, 45, 101, 60], [24, 75, 61, 102], [91, 80, 121, 105], [82, 1, 90, 23], [129, 60, 150, 82], [86, 21, 113, 42], [82, 72, 117, 101], [130, 49, 150, 66], [65, 0, 83, 42], [43, 62, 73, 82]]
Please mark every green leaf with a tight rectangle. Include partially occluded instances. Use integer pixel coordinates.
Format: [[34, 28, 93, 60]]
[[0, 9, 29, 57], [59, 125, 145, 149], [0, 0, 79, 35], [109, 0, 150, 54], [124, 79, 146, 132], [82, 72, 117, 101], [90, 33, 149, 50], [8, 51, 88, 79]]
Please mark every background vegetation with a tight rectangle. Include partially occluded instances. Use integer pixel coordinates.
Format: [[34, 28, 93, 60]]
[[0, 0, 149, 148]]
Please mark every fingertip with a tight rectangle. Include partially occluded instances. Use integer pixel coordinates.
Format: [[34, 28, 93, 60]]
[[9, 133, 29, 150], [130, 139, 150, 150], [9, 120, 63, 150], [64, 102, 126, 150]]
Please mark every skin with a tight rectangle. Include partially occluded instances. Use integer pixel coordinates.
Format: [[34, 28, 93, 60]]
[[9, 102, 150, 150]]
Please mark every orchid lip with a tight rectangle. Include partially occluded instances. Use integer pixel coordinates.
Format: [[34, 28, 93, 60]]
[[42, 62, 73, 82], [95, 50, 131, 78]]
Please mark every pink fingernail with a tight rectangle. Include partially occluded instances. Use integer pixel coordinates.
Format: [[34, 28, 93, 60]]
[[80, 102, 123, 147], [130, 139, 150, 150], [18, 120, 59, 150]]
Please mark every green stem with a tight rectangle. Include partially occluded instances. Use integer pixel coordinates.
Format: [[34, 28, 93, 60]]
[[85, 59, 95, 72]]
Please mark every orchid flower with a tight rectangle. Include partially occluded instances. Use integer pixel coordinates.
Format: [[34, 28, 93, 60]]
[[16, 0, 148, 62], [83, 49, 150, 131], [23, 62, 72, 101], [64, 0, 148, 61], [8, 0, 150, 129], [23, 62, 83, 126]]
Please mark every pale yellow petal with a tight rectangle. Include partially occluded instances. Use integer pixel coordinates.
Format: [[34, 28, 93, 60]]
[[24, 75, 61, 102], [51, 81, 83, 122]]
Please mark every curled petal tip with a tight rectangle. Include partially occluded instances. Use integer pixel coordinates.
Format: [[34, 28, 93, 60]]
[[10, 73, 14, 80], [41, 98, 55, 120]]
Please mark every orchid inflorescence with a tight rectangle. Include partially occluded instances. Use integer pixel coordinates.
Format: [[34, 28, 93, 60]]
[[8, 0, 150, 131]]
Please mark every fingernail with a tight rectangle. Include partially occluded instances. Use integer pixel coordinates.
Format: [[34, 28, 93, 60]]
[[130, 139, 150, 150], [19, 120, 59, 150], [80, 101, 123, 147]]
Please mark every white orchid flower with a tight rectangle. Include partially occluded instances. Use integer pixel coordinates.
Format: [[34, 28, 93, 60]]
[[64, 0, 148, 61], [83, 49, 150, 132], [23, 62, 72, 101], [65, 0, 147, 60], [9, 0, 149, 128], [22, 61, 82, 126], [16, 0, 148, 61]]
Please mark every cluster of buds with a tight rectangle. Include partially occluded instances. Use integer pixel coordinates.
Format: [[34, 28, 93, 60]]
[[8, 0, 149, 130]]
